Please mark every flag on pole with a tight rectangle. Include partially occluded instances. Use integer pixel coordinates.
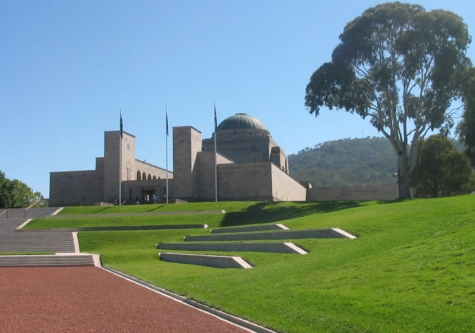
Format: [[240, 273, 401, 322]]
[[214, 103, 217, 132], [166, 107, 169, 136], [213, 103, 218, 202], [120, 111, 123, 138]]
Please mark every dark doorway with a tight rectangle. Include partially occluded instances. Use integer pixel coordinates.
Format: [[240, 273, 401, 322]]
[[141, 188, 155, 204]]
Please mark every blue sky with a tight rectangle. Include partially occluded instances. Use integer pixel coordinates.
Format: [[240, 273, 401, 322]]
[[2, 0, 474, 198]]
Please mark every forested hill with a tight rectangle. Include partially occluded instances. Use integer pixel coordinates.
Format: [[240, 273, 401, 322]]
[[288, 137, 397, 187]]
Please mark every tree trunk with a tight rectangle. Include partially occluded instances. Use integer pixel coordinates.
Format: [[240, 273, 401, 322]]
[[397, 154, 412, 199], [432, 168, 439, 198], [398, 173, 412, 199]]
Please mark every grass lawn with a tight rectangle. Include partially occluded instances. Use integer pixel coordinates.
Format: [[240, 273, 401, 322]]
[[29, 196, 475, 332]]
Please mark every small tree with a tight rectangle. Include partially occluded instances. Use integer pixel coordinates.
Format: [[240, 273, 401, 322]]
[[0, 170, 46, 208], [305, 2, 472, 199], [412, 135, 474, 197]]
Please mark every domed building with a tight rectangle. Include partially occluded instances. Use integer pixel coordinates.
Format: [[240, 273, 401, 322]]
[[202, 113, 288, 173], [173, 113, 305, 201]]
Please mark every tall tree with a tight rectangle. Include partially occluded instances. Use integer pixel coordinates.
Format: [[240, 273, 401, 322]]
[[305, 2, 472, 199], [412, 135, 473, 198]]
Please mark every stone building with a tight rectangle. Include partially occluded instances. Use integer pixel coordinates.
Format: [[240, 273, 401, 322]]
[[175, 113, 306, 201], [49, 113, 306, 206], [49, 131, 172, 206]]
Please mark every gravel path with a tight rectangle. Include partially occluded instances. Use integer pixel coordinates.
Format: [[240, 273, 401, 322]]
[[0, 266, 251, 333]]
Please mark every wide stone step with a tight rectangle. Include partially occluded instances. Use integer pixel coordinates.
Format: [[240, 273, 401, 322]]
[[0, 246, 75, 253], [0, 254, 96, 267], [157, 242, 308, 254], [0, 232, 75, 253], [0, 221, 27, 230], [184, 228, 357, 242]]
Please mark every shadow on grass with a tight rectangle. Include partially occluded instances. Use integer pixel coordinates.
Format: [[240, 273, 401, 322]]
[[144, 205, 167, 213], [376, 198, 414, 205], [91, 207, 113, 214], [220, 201, 363, 227]]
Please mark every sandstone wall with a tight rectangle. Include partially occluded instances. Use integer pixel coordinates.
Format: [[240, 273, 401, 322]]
[[49, 170, 102, 206], [270, 164, 306, 201], [195, 151, 233, 200], [217, 162, 273, 200], [215, 162, 305, 201], [306, 184, 399, 201], [134, 160, 171, 181]]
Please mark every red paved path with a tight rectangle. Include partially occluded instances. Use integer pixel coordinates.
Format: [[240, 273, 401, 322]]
[[0, 266, 251, 333]]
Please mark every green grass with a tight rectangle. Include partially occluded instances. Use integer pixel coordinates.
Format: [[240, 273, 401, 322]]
[[29, 197, 475, 332], [26, 200, 361, 229], [58, 201, 256, 215], [25, 214, 225, 229]]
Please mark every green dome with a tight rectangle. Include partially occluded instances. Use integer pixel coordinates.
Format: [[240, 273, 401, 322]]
[[217, 113, 268, 132]]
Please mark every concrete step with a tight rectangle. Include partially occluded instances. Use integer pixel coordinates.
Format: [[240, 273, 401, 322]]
[[157, 241, 308, 254], [0, 254, 96, 267], [184, 228, 357, 242], [159, 252, 253, 269]]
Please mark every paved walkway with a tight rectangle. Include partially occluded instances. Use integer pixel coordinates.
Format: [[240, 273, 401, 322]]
[[0, 266, 251, 333]]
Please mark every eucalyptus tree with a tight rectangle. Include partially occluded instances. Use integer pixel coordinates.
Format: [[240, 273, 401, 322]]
[[305, 2, 472, 198]]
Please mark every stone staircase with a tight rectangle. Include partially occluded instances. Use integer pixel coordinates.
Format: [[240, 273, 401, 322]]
[[0, 208, 97, 267], [0, 230, 76, 253]]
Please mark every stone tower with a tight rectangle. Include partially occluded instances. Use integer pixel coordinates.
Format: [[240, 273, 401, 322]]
[[172, 126, 202, 200], [103, 131, 136, 202]]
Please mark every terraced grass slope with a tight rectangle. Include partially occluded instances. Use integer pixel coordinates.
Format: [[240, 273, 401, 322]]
[[28, 197, 475, 333]]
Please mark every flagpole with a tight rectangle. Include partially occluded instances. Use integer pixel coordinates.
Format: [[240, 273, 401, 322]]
[[119, 110, 123, 205], [214, 103, 218, 202], [165, 106, 169, 204]]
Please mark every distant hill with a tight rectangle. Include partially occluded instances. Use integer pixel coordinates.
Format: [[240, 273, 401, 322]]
[[288, 136, 465, 187], [288, 137, 397, 187]]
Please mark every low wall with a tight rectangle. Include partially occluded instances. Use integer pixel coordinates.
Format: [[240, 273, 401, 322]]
[[158, 252, 253, 269], [184, 228, 356, 242], [306, 184, 399, 201], [156, 242, 307, 254]]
